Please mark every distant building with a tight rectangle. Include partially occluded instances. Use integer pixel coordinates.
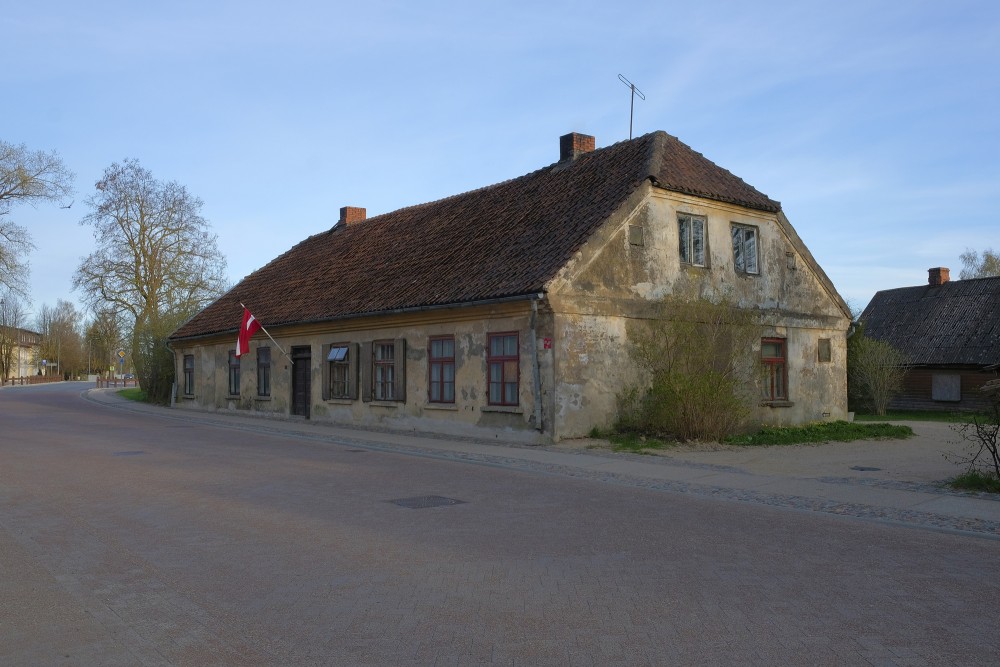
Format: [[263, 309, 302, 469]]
[[861, 268, 1000, 411], [169, 130, 851, 441], [1, 326, 41, 380]]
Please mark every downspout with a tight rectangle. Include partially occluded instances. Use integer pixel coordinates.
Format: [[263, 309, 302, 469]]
[[530, 296, 544, 433]]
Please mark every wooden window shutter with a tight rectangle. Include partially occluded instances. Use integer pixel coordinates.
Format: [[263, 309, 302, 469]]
[[394, 338, 406, 402], [360, 341, 372, 402], [320, 343, 330, 400], [348, 342, 359, 400]]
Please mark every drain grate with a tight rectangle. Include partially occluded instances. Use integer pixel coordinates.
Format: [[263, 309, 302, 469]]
[[112, 451, 145, 457], [850, 465, 881, 471], [388, 495, 465, 509]]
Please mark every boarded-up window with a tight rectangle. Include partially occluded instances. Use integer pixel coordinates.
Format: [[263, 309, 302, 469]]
[[818, 338, 832, 363], [932, 373, 961, 402]]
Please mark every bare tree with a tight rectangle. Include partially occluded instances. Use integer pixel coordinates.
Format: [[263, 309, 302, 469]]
[[35, 300, 86, 378], [848, 334, 909, 416], [73, 159, 227, 400], [959, 248, 1000, 280], [85, 307, 127, 377], [0, 141, 74, 296]]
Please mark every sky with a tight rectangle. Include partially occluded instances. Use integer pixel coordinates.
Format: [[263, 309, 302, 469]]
[[5, 0, 999, 322]]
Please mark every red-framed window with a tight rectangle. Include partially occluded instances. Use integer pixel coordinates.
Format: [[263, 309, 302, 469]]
[[487, 332, 519, 406], [761, 338, 787, 401], [428, 336, 455, 403], [373, 341, 395, 401], [228, 350, 240, 396], [257, 346, 271, 397]]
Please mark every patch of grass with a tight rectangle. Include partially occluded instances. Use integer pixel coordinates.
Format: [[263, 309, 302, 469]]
[[854, 410, 980, 423], [117, 388, 148, 402], [948, 470, 1000, 494], [723, 420, 913, 446]]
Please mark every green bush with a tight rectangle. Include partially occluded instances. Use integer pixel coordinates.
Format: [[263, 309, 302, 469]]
[[616, 295, 761, 441]]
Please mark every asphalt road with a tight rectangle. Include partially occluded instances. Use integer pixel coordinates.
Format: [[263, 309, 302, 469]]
[[2, 383, 998, 666]]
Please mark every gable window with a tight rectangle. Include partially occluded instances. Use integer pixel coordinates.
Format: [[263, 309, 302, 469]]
[[183, 354, 194, 396], [328, 344, 351, 399], [361, 339, 406, 402], [257, 346, 271, 397], [761, 338, 787, 402], [487, 332, 519, 406], [429, 336, 456, 403], [228, 350, 240, 395], [678, 214, 706, 267], [731, 224, 759, 275]]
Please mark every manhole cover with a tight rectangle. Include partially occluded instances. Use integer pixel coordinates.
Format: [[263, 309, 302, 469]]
[[850, 465, 881, 471], [112, 451, 145, 457], [388, 495, 465, 509]]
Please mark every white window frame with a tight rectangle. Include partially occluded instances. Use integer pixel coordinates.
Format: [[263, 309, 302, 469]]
[[678, 214, 707, 267]]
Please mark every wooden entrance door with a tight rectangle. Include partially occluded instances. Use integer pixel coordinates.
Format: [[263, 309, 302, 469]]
[[291, 346, 311, 418]]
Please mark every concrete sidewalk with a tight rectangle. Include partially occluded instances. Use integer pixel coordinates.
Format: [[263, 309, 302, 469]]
[[83, 387, 1000, 539]]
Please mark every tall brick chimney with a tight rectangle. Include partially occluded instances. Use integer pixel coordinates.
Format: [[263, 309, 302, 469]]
[[928, 267, 950, 286], [339, 206, 366, 225], [560, 132, 595, 161]]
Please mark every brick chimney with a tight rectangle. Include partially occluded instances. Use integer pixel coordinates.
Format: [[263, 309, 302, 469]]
[[339, 206, 366, 225], [928, 267, 950, 286], [560, 132, 595, 161]]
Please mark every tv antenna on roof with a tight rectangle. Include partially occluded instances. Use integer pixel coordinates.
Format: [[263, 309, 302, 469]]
[[618, 74, 645, 140]]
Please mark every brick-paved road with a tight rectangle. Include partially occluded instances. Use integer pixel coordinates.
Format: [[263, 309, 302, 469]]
[[2, 384, 999, 666]]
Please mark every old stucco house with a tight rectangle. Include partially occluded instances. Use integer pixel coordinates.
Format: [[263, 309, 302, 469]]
[[168, 131, 850, 442], [860, 268, 1000, 412]]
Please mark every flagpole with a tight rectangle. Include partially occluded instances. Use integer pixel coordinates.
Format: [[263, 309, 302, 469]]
[[240, 303, 294, 363]]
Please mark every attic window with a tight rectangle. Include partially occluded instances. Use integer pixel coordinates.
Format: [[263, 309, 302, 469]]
[[731, 223, 759, 275], [678, 214, 706, 266]]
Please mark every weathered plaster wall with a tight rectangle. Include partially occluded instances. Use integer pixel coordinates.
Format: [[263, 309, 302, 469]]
[[545, 183, 850, 437], [172, 302, 550, 444]]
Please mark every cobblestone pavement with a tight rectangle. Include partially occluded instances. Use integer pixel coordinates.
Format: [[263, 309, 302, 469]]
[[2, 383, 999, 665]]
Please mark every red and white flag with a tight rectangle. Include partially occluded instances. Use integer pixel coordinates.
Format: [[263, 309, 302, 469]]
[[236, 307, 262, 357]]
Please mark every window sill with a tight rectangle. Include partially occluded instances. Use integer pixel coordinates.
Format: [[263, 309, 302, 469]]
[[425, 403, 458, 411], [181, 395, 196, 400], [761, 400, 794, 408], [254, 396, 272, 402], [226, 395, 240, 400], [325, 398, 354, 405], [482, 405, 523, 414], [369, 400, 402, 408]]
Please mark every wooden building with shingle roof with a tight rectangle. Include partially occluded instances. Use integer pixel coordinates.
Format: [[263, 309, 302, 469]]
[[169, 131, 851, 441], [860, 268, 1000, 411]]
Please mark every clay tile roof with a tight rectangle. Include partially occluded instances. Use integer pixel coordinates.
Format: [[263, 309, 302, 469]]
[[171, 131, 780, 340], [860, 276, 1000, 366]]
